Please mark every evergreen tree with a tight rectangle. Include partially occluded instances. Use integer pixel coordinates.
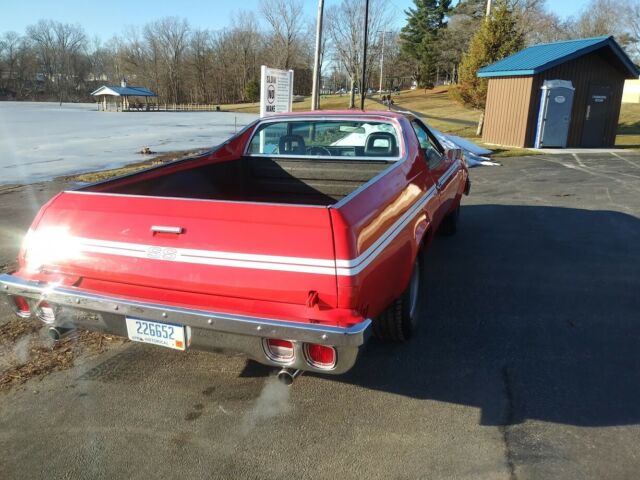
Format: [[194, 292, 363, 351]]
[[400, 0, 452, 87], [455, 0, 524, 110]]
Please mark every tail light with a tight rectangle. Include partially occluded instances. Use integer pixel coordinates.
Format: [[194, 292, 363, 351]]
[[304, 343, 337, 369], [263, 338, 295, 363], [36, 301, 56, 324], [12, 296, 31, 318]]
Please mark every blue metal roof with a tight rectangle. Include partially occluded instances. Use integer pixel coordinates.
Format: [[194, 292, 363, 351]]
[[478, 36, 640, 79], [91, 85, 157, 97]]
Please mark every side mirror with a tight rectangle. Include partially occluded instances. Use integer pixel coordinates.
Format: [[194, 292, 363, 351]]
[[445, 147, 463, 161]]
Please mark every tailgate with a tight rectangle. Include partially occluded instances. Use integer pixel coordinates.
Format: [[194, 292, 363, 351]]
[[24, 191, 338, 307]]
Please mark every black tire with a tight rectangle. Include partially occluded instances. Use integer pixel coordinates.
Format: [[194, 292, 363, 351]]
[[373, 253, 424, 342], [439, 205, 460, 236]]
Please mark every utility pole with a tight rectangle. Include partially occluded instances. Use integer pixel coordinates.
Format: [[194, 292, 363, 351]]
[[360, 0, 370, 110], [311, 0, 325, 111]]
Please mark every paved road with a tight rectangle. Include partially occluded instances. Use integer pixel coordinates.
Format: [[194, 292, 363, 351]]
[[1, 152, 639, 479]]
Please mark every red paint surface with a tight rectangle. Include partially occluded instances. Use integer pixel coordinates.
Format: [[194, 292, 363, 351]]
[[15, 111, 468, 328]]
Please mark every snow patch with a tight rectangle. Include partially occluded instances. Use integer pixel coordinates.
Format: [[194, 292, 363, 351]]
[[0, 102, 257, 185]]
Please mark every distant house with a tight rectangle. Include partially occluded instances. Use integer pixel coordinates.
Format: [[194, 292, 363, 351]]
[[91, 80, 157, 112], [478, 36, 640, 148]]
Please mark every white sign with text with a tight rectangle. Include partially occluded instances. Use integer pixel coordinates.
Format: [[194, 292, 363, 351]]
[[260, 66, 294, 117]]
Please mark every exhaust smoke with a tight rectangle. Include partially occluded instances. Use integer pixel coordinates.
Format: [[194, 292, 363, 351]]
[[239, 376, 292, 436]]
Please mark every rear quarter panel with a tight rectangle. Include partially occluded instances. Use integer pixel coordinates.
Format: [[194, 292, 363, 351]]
[[330, 116, 439, 318]]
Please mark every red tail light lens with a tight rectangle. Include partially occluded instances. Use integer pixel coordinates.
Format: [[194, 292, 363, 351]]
[[12, 296, 31, 318], [36, 301, 56, 324], [263, 338, 295, 362], [304, 343, 337, 369]]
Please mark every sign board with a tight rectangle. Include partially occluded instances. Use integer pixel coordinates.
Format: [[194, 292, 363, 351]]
[[260, 66, 294, 117]]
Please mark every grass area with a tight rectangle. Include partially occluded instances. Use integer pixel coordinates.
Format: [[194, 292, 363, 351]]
[[222, 94, 387, 114], [616, 103, 640, 149], [390, 87, 481, 137], [222, 86, 640, 152], [62, 149, 206, 183]]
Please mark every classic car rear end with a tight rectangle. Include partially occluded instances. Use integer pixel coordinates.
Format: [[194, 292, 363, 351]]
[[0, 111, 469, 378]]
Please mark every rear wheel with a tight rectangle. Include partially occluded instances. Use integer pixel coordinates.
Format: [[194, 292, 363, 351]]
[[373, 253, 424, 342], [439, 205, 460, 236]]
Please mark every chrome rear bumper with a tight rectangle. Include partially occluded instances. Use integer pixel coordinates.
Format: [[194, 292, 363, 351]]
[[0, 273, 370, 374]]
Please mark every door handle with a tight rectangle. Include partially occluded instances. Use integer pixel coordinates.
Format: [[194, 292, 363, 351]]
[[151, 226, 184, 234], [586, 105, 591, 120]]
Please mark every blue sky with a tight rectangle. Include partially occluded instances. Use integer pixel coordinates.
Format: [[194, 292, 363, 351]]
[[1, 0, 590, 41]]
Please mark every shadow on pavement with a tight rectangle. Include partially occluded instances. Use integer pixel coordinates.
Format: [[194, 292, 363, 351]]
[[322, 204, 640, 427]]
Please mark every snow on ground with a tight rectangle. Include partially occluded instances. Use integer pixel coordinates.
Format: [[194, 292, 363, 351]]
[[0, 102, 258, 185]]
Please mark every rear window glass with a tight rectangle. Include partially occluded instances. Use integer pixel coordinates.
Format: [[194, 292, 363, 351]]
[[247, 120, 401, 159]]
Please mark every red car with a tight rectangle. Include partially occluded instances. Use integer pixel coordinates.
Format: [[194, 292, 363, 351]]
[[0, 111, 469, 381]]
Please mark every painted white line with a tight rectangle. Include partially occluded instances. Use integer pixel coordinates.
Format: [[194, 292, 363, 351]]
[[611, 151, 640, 168], [572, 153, 588, 169]]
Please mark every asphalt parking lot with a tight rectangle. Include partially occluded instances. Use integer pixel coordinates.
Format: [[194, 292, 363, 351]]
[[1, 152, 639, 479]]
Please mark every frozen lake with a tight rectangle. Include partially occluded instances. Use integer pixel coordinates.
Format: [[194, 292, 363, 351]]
[[0, 102, 258, 185]]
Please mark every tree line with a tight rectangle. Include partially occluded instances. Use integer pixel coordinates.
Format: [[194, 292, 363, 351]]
[[0, 0, 638, 105], [0, 0, 408, 105]]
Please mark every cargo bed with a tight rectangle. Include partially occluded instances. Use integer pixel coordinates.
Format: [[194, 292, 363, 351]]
[[83, 156, 394, 206]]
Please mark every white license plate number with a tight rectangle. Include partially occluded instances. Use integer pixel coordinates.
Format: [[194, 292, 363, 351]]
[[125, 318, 186, 351]]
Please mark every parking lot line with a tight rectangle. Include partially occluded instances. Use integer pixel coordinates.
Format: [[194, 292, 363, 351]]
[[610, 152, 640, 169]]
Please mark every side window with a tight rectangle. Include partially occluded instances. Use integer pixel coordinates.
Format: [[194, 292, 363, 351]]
[[411, 120, 444, 169]]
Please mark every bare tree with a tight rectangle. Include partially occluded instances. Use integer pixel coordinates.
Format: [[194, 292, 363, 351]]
[[326, 0, 390, 108], [144, 17, 190, 104], [260, 0, 305, 70], [189, 29, 214, 103], [0, 32, 23, 90], [2, 12, 319, 104], [625, 0, 640, 60], [27, 20, 87, 103]]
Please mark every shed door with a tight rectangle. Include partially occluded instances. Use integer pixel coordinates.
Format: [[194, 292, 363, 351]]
[[581, 85, 611, 147]]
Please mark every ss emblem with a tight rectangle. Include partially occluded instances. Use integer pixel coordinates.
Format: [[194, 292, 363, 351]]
[[147, 247, 178, 260]]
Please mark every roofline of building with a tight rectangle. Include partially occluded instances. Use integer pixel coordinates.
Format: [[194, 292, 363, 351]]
[[478, 36, 640, 79], [90, 85, 157, 97]]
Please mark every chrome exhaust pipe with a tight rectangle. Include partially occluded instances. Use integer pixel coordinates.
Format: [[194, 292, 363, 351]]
[[48, 326, 74, 341], [277, 368, 303, 385]]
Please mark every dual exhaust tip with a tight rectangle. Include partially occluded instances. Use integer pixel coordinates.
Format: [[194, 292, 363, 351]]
[[48, 328, 303, 384], [47, 326, 74, 341], [277, 368, 303, 386]]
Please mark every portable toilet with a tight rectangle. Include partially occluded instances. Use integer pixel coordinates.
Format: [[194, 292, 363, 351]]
[[534, 80, 575, 148]]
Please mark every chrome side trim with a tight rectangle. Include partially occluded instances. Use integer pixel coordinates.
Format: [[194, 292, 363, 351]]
[[0, 274, 371, 348], [436, 161, 460, 190]]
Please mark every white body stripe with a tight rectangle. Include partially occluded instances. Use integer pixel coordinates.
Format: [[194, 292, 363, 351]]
[[66, 169, 452, 276], [436, 161, 460, 189]]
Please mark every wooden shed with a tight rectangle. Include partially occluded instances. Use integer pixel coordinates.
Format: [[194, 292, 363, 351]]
[[478, 36, 640, 148]]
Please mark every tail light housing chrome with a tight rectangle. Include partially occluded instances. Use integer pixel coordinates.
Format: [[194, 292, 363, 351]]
[[35, 301, 56, 324], [263, 338, 295, 363], [11, 296, 31, 318], [304, 343, 337, 370]]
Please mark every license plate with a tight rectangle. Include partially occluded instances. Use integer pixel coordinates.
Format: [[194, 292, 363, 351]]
[[125, 318, 186, 351]]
